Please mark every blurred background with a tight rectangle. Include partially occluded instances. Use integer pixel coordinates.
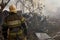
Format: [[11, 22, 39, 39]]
[[0, 0, 60, 40]]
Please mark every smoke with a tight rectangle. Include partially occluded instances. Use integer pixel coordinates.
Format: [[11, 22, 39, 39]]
[[44, 0, 60, 19]]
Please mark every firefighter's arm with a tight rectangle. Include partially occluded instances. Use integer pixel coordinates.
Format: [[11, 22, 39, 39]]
[[21, 17, 27, 35]]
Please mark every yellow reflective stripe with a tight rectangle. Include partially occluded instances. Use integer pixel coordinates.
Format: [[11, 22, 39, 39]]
[[18, 30, 23, 35], [8, 24, 21, 28], [10, 30, 23, 35], [21, 17, 25, 23], [7, 20, 21, 25]]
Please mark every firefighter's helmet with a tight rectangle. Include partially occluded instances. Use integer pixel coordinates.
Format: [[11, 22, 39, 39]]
[[9, 4, 17, 13]]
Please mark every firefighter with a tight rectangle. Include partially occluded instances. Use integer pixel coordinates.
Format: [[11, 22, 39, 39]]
[[2, 4, 27, 40]]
